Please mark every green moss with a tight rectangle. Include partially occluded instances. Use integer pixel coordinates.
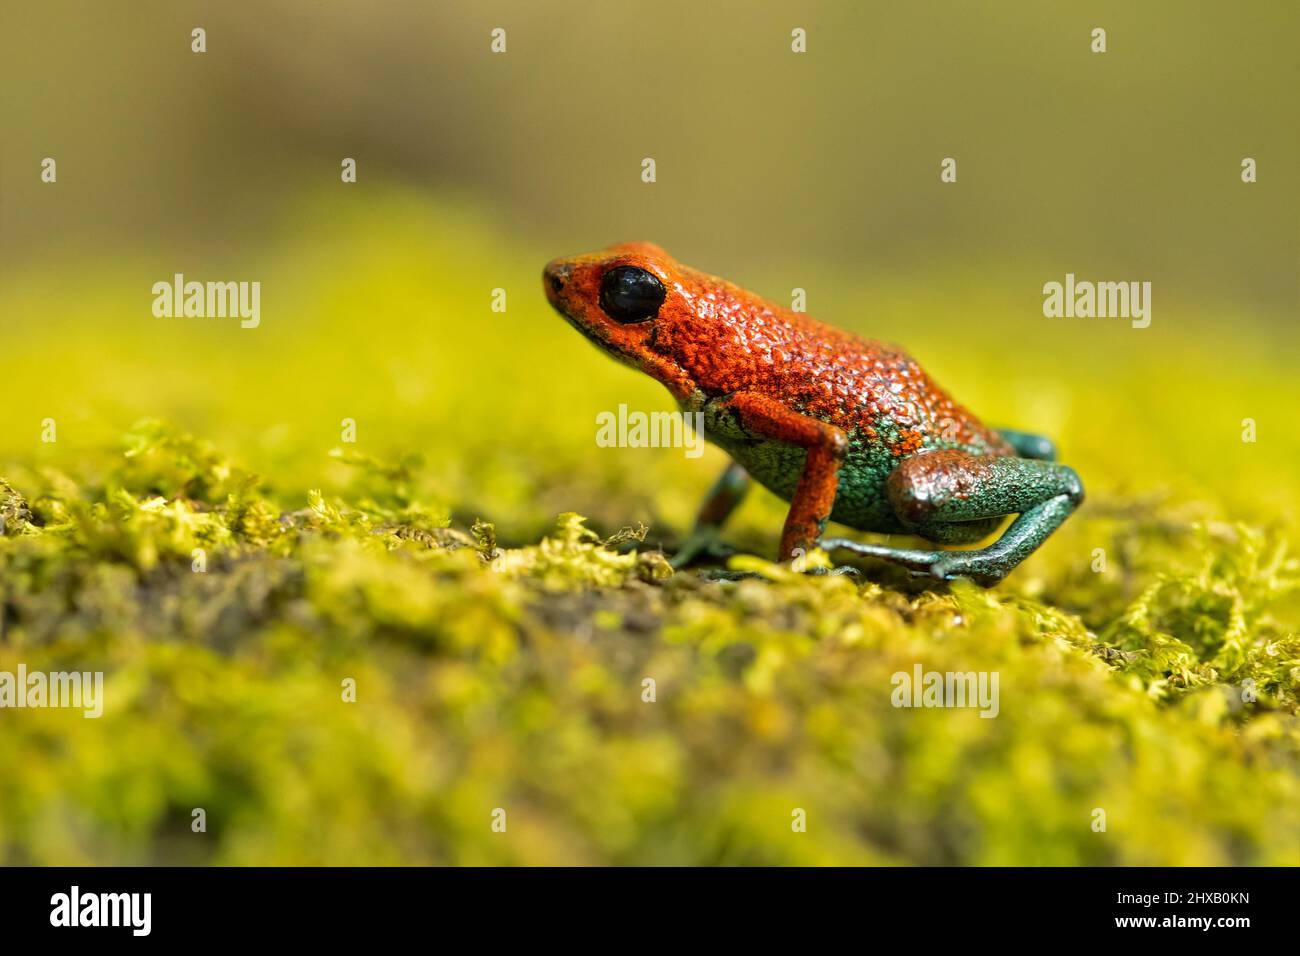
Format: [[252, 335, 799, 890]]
[[0, 421, 1296, 865], [0, 193, 1295, 864]]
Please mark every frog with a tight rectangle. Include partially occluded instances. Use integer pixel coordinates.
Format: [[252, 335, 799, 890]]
[[543, 242, 1083, 586]]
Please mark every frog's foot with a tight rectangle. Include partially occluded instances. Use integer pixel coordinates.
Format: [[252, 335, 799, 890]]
[[802, 563, 862, 580], [920, 490, 1079, 586], [824, 451, 1084, 588], [927, 552, 1008, 588], [672, 461, 752, 569], [819, 538, 942, 576], [820, 536, 1020, 588]]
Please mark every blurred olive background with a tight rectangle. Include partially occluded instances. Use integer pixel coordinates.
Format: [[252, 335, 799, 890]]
[[1, 0, 1298, 538]]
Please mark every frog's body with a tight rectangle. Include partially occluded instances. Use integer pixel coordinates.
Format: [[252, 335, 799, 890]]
[[544, 242, 1082, 586]]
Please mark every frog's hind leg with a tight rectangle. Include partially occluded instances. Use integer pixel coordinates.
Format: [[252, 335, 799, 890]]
[[821, 449, 1083, 587], [670, 460, 751, 568], [996, 428, 1057, 461]]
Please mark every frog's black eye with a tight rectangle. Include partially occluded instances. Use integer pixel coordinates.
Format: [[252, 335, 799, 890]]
[[599, 266, 665, 324]]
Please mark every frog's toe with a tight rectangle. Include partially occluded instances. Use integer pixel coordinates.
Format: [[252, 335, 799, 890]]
[[803, 564, 862, 580], [928, 553, 1007, 588]]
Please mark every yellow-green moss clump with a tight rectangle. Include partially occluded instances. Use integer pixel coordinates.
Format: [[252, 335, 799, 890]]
[[0, 422, 1297, 865]]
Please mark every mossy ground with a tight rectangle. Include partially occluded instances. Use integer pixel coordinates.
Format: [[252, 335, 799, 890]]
[[1, 193, 1298, 865]]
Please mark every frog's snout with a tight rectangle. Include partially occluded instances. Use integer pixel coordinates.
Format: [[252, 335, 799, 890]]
[[543, 259, 573, 298]]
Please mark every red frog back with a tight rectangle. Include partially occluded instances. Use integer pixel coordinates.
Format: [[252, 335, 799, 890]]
[[545, 241, 1012, 460], [544, 242, 1081, 582]]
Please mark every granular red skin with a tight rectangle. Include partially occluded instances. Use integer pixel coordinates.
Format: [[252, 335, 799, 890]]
[[549, 242, 1013, 459], [545, 243, 1082, 577]]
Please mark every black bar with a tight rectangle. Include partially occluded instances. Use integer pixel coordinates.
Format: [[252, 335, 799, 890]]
[[0, 867, 1285, 942]]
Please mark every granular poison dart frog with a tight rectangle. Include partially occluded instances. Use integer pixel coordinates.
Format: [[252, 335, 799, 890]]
[[543, 243, 1083, 586]]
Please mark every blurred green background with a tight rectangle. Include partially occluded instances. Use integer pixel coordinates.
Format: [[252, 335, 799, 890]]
[[1, 1, 1298, 866], [2, 0, 1297, 529]]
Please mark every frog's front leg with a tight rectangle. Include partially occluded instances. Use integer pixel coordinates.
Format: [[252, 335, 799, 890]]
[[670, 461, 751, 569], [719, 392, 848, 561], [821, 449, 1084, 587]]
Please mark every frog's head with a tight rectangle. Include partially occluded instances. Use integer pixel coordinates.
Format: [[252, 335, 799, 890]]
[[543, 242, 696, 399]]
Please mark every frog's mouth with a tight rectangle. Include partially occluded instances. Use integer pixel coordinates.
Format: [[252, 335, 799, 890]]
[[544, 272, 694, 401], [553, 305, 636, 367], [543, 260, 638, 367]]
